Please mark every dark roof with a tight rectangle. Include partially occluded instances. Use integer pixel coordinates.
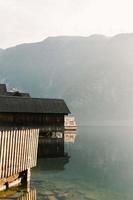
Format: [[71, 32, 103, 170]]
[[0, 96, 70, 114], [0, 84, 7, 95]]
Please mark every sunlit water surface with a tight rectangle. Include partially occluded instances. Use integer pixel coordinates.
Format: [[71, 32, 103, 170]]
[[2, 126, 133, 199]]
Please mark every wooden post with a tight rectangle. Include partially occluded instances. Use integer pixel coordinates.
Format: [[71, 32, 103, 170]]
[[27, 168, 31, 183]]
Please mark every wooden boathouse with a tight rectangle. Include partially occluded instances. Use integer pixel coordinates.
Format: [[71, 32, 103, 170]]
[[0, 84, 70, 190], [0, 84, 70, 129], [0, 96, 70, 128]]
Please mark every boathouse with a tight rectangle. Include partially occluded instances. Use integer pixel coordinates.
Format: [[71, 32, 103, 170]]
[[0, 84, 70, 190], [0, 84, 70, 129]]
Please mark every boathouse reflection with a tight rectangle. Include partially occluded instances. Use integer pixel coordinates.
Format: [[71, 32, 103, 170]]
[[37, 157, 70, 171], [37, 130, 77, 171], [38, 130, 77, 158], [0, 187, 37, 199]]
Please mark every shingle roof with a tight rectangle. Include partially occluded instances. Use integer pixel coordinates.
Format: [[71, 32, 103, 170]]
[[0, 96, 70, 114]]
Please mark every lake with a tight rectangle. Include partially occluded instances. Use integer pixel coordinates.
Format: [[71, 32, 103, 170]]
[[2, 126, 133, 199]]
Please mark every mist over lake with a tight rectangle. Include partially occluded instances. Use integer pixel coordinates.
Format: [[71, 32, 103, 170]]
[[31, 126, 133, 200]]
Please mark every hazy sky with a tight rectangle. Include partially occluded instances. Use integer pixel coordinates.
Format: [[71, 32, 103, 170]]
[[0, 0, 133, 48]]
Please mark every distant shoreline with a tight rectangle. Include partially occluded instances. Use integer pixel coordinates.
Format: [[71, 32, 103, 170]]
[[78, 120, 133, 126]]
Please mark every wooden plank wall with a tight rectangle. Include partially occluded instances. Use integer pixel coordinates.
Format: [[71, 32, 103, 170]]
[[0, 129, 39, 179], [17, 188, 36, 200]]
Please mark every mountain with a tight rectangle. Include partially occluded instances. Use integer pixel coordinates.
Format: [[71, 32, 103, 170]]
[[0, 34, 133, 124]]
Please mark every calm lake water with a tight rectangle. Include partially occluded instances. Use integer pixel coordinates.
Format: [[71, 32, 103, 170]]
[[2, 126, 133, 199]]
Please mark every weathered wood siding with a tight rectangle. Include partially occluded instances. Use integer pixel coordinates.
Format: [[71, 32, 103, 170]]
[[0, 113, 64, 124], [17, 188, 36, 200], [0, 114, 64, 131], [0, 129, 39, 179]]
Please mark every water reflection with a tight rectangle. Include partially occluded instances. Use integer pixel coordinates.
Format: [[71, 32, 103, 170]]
[[0, 187, 36, 199], [38, 130, 77, 158], [3, 126, 133, 199], [32, 126, 133, 200], [64, 131, 76, 143], [37, 157, 70, 171], [36, 130, 77, 171]]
